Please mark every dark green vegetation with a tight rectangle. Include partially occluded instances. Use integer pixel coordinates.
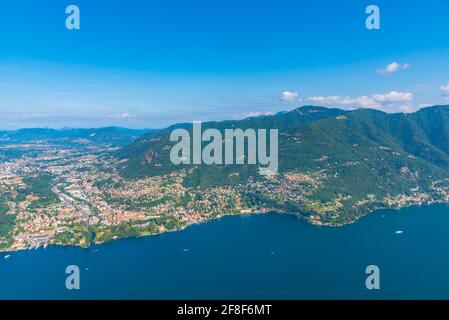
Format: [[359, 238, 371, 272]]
[[0, 199, 8, 215], [16, 175, 58, 209], [118, 106, 344, 180], [93, 216, 186, 244], [52, 225, 92, 248], [0, 198, 15, 249], [117, 105, 449, 224]]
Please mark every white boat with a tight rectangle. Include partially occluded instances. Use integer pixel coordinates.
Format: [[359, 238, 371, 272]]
[[395, 230, 404, 234], [4, 255, 11, 259]]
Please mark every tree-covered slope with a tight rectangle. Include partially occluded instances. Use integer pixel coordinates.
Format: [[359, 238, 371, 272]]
[[116, 105, 449, 224]]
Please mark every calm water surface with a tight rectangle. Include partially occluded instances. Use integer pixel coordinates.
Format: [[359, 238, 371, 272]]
[[1, 204, 449, 299]]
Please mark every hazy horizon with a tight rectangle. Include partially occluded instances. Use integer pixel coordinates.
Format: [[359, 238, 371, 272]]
[[2, 103, 449, 131]]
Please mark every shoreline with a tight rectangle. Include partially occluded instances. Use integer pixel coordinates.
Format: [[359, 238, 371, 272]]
[[2, 201, 449, 255]]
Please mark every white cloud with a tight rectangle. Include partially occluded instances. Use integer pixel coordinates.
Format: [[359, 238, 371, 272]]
[[280, 91, 299, 102], [307, 95, 377, 108], [243, 111, 275, 118], [307, 91, 414, 113], [372, 91, 413, 103], [109, 112, 137, 119], [377, 62, 411, 75], [439, 83, 449, 98]]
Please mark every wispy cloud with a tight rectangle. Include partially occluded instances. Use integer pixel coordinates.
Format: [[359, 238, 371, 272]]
[[109, 112, 137, 119], [243, 111, 274, 118], [307, 91, 414, 112], [279, 91, 299, 102], [377, 62, 411, 76], [439, 83, 449, 99], [372, 91, 413, 103], [417, 103, 432, 108], [307, 95, 378, 108]]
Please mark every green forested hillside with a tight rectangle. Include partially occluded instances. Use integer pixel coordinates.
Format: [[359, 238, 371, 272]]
[[116, 105, 449, 224]]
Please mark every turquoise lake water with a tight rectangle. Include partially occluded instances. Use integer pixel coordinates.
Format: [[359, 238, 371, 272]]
[[1, 204, 449, 300]]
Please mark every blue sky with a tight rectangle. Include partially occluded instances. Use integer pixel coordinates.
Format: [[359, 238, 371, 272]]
[[0, 0, 449, 129]]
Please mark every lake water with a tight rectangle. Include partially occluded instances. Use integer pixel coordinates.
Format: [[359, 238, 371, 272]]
[[1, 204, 449, 300]]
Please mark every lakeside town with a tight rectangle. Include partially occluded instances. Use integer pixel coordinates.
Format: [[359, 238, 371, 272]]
[[2, 137, 449, 253], [0, 138, 256, 252]]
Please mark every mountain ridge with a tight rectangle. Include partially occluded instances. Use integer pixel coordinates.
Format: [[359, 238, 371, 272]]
[[114, 104, 449, 225]]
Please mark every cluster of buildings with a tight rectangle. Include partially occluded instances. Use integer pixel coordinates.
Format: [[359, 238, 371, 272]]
[[6, 138, 449, 252]]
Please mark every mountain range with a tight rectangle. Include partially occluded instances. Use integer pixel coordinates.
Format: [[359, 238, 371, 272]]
[[115, 105, 449, 224], [0, 127, 153, 146], [5, 105, 449, 225]]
